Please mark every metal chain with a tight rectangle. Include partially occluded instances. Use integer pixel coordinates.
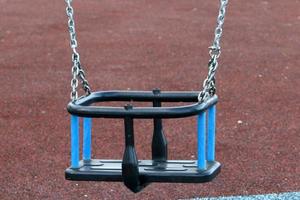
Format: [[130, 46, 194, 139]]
[[65, 0, 91, 101], [198, 0, 229, 102], [64, 0, 227, 102]]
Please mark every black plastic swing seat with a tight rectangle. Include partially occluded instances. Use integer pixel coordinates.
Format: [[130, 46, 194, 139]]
[[65, 159, 221, 183], [66, 89, 220, 192]]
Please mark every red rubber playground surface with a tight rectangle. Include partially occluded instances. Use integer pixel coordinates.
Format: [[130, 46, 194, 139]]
[[0, 0, 299, 199]]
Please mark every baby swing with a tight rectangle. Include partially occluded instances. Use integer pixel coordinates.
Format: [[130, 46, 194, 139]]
[[64, 0, 229, 193]]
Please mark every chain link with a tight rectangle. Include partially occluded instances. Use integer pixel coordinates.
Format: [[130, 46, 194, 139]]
[[198, 0, 228, 102], [65, 0, 91, 101]]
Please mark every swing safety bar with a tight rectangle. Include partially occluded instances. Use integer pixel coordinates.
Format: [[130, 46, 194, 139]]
[[67, 90, 218, 118]]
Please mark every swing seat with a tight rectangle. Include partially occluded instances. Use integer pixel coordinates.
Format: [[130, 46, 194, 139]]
[[66, 89, 220, 192], [65, 159, 220, 183]]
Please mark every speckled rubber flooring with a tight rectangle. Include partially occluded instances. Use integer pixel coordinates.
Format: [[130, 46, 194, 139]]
[[0, 0, 299, 199]]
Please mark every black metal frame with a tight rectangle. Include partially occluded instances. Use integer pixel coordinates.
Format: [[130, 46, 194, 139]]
[[66, 89, 220, 193]]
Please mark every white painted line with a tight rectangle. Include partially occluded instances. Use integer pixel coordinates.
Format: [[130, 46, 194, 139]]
[[188, 192, 300, 200]]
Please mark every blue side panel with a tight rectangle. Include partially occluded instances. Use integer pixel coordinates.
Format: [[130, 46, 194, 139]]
[[197, 112, 206, 170], [71, 115, 80, 169], [83, 118, 92, 161], [207, 105, 216, 161]]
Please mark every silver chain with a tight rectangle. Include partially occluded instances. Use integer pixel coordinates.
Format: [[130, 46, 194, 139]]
[[65, 0, 91, 101], [198, 0, 228, 102], [64, 0, 227, 102]]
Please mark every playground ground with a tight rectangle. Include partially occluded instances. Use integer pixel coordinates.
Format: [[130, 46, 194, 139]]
[[0, 0, 299, 199]]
